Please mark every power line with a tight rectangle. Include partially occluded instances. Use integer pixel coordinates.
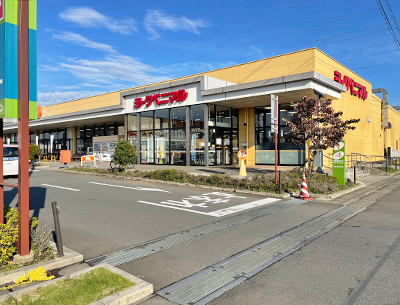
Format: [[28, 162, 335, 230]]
[[375, 0, 400, 50], [385, 0, 400, 35]]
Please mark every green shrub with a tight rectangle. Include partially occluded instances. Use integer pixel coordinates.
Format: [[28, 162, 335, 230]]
[[112, 141, 137, 172], [1, 207, 39, 265], [29, 144, 41, 162]]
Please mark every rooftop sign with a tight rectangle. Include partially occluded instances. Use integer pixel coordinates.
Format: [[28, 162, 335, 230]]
[[333, 71, 367, 101]]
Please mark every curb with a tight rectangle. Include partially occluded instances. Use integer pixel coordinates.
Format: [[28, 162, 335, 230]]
[[0, 263, 153, 305], [57, 169, 292, 198], [0, 243, 83, 285]]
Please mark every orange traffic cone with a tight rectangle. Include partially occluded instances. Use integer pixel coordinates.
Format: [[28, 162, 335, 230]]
[[297, 173, 313, 200]]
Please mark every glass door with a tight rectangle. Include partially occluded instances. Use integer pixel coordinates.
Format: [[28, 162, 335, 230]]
[[215, 128, 232, 165]]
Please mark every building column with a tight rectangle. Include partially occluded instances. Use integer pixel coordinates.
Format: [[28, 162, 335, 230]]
[[186, 106, 191, 166], [124, 114, 128, 141], [72, 127, 77, 154], [137, 113, 141, 164], [204, 104, 209, 167], [34, 130, 38, 146]]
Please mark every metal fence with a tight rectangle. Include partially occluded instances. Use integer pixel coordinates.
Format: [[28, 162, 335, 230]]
[[326, 152, 400, 171]]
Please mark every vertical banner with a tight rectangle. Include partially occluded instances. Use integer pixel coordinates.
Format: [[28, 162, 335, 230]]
[[270, 94, 278, 130], [332, 141, 346, 185]]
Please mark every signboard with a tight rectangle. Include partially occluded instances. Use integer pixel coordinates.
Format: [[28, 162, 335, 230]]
[[333, 71, 367, 100], [133, 90, 188, 109], [238, 150, 247, 160], [271, 94, 278, 130], [0, 0, 37, 119], [332, 141, 345, 185], [0, 0, 3, 21], [60, 150, 71, 164]]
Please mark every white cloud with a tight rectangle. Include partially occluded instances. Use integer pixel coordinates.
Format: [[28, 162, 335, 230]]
[[53, 32, 116, 53], [38, 90, 106, 106], [60, 7, 137, 34], [144, 10, 208, 40], [57, 54, 168, 86]]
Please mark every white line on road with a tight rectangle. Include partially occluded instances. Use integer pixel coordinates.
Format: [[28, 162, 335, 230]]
[[29, 170, 41, 172], [41, 184, 80, 191], [208, 198, 281, 217], [138, 197, 281, 217], [89, 182, 170, 193], [138, 201, 213, 216]]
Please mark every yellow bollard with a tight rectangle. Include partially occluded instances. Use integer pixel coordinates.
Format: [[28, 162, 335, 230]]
[[44, 156, 48, 163], [239, 159, 247, 177], [51, 155, 56, 163], [38, 156, 41, 162], [238, 150, 247, 177]]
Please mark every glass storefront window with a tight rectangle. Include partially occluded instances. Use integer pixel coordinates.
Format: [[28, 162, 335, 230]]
[[190, 127, 205, 166], [171, 129, 185, 165], [128, 131, 137, 147], [232, 109, 238, 129], [66, 128, 72, 139], [155, 109, 169, 129], [216, 105, 231, 128], [128, 115, 137, 132], [116, 122, 124, 136], [86, 126, 94, 138], [141, 130, 154, 164], [279, 104, 296, 125], [105, 123, 115, 136], [171, 107, 185, 128], [190, 105, 204, 127], [95, 125, 105, 137], [79, 128, 85, 139], [141, 112, 154, 130], [155, 130, 169, 164], [208, 105, 215, 126]]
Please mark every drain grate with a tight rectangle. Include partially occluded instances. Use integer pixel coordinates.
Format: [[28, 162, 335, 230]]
[[157, 205, 363, 305], [85, 199, 304, 266]]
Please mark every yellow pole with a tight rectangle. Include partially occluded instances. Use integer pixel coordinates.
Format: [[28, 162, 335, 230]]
[[239, 159, 247, 177]]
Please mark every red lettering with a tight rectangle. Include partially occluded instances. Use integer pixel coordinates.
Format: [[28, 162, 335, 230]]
[[133, 90, 189, 109], [134, 98, 145, 108], [334, 71, 368, 100], [333, 71, 342, 84]]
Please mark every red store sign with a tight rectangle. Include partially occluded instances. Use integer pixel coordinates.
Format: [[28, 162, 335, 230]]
[[333, 71, 367, 100], [134, 90, 188, 109]]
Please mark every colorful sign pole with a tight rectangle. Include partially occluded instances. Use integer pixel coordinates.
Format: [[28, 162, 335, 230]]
[[332, 141, 346, 185], [271, 94, 278, 184]]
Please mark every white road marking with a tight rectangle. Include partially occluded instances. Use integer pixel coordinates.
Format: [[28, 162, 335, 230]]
[[89, 182, 170, 193], [208, 198, 281, 217], [138, 197, 281, 217], [138, 201, 213, 216], [29, 170, 41, 172], [41, 184, 80, 191]]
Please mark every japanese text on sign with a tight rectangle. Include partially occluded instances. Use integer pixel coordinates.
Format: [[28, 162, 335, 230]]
[[133, 90, 188, 109], [333, 71, 367, 100]]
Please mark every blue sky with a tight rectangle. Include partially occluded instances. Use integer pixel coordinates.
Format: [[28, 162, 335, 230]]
[[37, 0, 400, 106]]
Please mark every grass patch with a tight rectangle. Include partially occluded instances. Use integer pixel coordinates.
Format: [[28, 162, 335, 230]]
[[375, 166, 397, 173], [63, 167, 356, 195], [2, 267, 135, 305]]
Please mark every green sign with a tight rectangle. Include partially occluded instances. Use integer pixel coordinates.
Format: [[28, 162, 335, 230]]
[[332, 141, 345, 185]]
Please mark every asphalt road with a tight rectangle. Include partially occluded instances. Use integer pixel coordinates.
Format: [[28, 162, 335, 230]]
[[4, 169, 400, 305]]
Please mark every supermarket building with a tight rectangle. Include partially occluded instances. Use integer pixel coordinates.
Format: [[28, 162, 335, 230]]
[[4, 48, 400, 166]]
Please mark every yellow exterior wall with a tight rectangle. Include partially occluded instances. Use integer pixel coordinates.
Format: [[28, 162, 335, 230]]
[[39, 47, 400, 163], [41, 49, 317, 117], [314, 49, 386, 158], [388, 106, 400, 151]]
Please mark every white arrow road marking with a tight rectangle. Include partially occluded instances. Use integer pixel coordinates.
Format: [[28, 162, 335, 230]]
[[41, 184, 80, 191], [89, 182, 170, 193], [138, 201, 212, 216]]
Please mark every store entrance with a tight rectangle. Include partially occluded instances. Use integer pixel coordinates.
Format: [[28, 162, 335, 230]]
[[210, 128, 232, 165]]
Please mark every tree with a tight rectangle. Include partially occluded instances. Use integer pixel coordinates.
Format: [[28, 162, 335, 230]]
[[112, 140, 137, 172], [29, 144, 41, 163], [286, 96, 360, 170]]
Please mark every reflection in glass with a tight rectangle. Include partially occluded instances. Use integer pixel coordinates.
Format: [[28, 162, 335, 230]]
[[155, 109, 169, 129], [171, 107, 186, 128], [190, 105, 204, 127]]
